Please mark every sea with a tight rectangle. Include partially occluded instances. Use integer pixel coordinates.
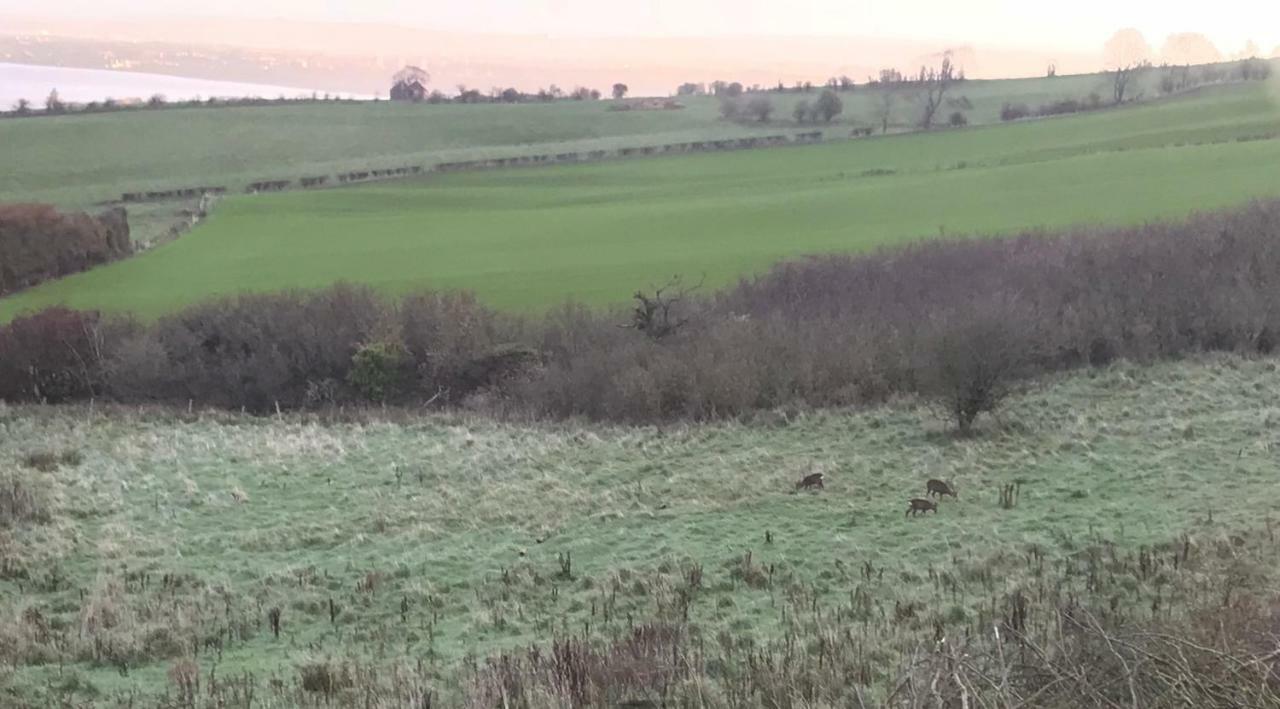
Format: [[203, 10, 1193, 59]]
[[0, 62, 367, 109]]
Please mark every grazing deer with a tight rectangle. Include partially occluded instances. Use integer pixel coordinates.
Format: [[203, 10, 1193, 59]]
[[906, 498, 938, 517], [796, 472, 825, 491], [926, 479, 957, 499]]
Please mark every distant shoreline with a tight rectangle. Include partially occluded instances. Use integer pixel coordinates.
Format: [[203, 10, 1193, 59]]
[[0, 62, 372, 108]]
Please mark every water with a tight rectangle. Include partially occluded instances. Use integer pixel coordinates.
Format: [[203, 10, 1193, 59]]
[[0, 63, 366, 109]]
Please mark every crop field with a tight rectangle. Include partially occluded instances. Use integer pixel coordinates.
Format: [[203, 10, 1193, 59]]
[[2, 80, 1277, 320], [0, 65, 1254, 207], [2, 354, 1279, 703]]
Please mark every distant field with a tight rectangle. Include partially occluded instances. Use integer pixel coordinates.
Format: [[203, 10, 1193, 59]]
[[2, 80, 1277, 320], [0, 66, 1242, 206], [2, 354, 1278, 701]]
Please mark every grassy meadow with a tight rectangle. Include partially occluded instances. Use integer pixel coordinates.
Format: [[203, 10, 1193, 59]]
[[0, 65, 1257, 207], [2, 80, 1278, 319], [3, 353, 1280, 703]]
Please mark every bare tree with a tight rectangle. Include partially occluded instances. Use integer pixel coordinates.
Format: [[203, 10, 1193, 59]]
[[918, 56, 955, 129], [793, 99, 811, 123], [874, 90, 896, 133], [13, 98, 31, 115], [746, 96, 774, 122], [718, 97, 741, 120], [622, 277, 701, 340], [1112, 64, 1136, 104], [612, 83, 628, 100]]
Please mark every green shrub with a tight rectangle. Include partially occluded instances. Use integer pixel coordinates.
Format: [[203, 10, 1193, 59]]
[[348, 341, 413, 402]]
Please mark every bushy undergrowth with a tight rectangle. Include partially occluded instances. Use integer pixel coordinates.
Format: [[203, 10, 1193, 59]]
[[1, 200, 1278, 424], [0, 204, 131, 296]]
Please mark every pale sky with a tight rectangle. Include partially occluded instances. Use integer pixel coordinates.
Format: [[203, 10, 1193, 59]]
[[5, 0, 1279, 53]]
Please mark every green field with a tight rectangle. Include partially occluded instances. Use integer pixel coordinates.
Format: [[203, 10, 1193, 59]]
[[3, 354, 1279, 702], [0, 67, 1249, 207], [2, 80, 1277, 320]]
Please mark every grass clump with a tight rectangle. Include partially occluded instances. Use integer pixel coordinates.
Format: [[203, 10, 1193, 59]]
[[0, 473, 51, 526], [20, 448, 82, 472]]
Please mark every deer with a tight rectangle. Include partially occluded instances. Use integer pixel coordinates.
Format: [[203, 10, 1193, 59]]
[[926, 479, 957, 499], [795, 472, 825, 491], [906, 498, 938, 517]]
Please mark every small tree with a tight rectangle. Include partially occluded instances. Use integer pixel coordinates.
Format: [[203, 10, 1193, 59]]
[[948, 111, 968, 127], [793, 99, 811, 123], [44, 89, 65, 115], [724, 82, 744, 98], [814, 89, 843, 123], [718, 97, 741, 120], [147, 94, 166, 108], [746, 96, 774, 122], [1112, 64, 1136, 104], [13, 98, 31, 115], [612, 83, 628, 99]]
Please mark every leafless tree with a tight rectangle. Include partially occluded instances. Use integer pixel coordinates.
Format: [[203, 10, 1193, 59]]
[[874, 90, 896, 133], [918, 56, 955, 129], [622, 277, 701, 340], [793, 99, 811, 123], [745, 96, 774, 122], [1112, 64, 1137, 104], [612, 83, 628, 100]]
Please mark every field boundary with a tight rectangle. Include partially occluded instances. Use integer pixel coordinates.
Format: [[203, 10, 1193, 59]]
[[106, 131, 834, 205]]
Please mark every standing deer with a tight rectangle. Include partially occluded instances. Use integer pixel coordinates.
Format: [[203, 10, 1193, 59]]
[[926, 479, 957, 499], [795, 473, 825, 491], [906, 498, 938, 517]]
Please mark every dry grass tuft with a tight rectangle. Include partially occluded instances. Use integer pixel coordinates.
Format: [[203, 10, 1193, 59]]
[[0, 472, 51, 526], [19, 448, 82, 472]]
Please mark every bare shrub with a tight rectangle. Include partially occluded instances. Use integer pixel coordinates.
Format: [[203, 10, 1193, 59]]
[[19, 448, 81, 472], [1001, 102, 1031, 120], [745, 96, 773, 122], [298, 659, 355, 695], [398, 290, 518, 400], [137, 283, 388, 411], [464, 624, 688, 708], [915, 295, 1040, 431], [0, 203, 131, 295], [0, 307, 110, 403]]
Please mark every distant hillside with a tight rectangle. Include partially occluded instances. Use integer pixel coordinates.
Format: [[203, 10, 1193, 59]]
[[5, 62, 1269, 208]]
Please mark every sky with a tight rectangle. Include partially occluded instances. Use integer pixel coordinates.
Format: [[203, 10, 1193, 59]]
[[4, 0, 1278, 54]]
